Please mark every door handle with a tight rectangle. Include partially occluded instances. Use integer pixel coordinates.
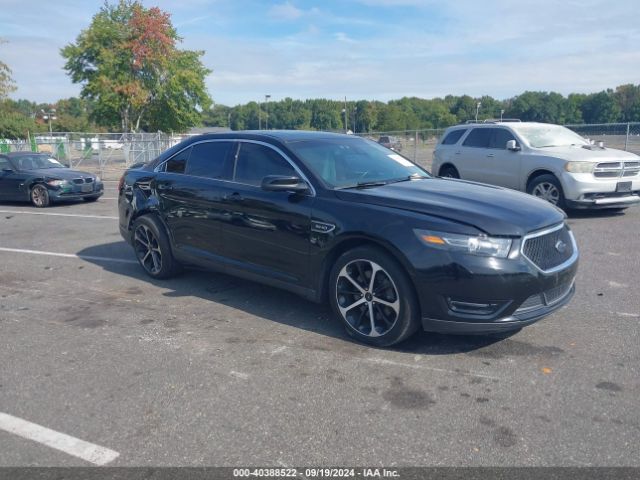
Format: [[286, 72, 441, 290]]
[[223, 192, 243, 202], [157, 182, 173, 191], [454, 151, 461, 155], [487, 153, 495, 158]]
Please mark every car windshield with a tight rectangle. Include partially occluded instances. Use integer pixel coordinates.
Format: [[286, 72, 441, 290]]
[[287, 137, 429, 189], [515, 124, 589, 148], [15, 155, 65, 170]]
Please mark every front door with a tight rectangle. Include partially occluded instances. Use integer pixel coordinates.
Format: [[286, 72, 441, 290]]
[[0, 157, 26, 201], [220, 141, 313, 287], [482, 128, 521, 189]]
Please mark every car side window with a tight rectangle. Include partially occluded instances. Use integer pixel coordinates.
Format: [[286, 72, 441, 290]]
[[0, 157, 12, 171], [234, 143, 296, 186], [462, 128, 493, 148], [490, 129, 517, 149], [165, 147, 191, 174], [442, 129, 466, 145], [185, 141, 233, 179]]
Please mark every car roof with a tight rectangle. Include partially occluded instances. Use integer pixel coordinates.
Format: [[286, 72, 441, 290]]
[[5, 151, 48, 157], [184, 130, 352, 144], [446, 121, 548, 131]]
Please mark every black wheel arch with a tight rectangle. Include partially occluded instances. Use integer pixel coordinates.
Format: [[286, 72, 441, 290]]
[[317, 234, 419, 305], [438, 163, 459, 176], [526, 169, 556, 190]]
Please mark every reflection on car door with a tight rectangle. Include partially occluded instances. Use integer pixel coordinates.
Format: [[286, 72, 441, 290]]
[[155, 141, 235, 262], [220, 141, 313, 287]]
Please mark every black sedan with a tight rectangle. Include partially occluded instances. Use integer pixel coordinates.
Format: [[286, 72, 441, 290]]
[[118, 131, 578, 346], [0, 152, 104, 207]]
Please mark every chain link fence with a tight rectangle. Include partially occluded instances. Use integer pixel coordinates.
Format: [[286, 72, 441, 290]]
[[0, 132, 191, 180], [1, 123, 639, 179]]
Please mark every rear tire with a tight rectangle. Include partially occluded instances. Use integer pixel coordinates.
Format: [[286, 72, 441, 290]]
[[329, 246, 420, 347], [30, 184, 50, 208], [527, 174, 566, 209], [439, 165, 460, 179], [132, 215, 181, 279]]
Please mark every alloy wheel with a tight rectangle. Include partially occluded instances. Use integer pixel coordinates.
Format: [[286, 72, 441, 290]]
[[31, 186, 47, 207], [134, 224, 163, 274], [532, 182, 560, 205], [336, 259, 400, 337]]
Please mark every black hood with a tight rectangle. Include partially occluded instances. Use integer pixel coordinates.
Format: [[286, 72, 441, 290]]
[[334, 178, 565, 237], [27, 168, 97, 180]]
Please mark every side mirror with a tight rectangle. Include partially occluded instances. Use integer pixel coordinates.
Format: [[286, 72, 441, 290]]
[[261, 175, 309, 193], [506, 140, 520, 151]]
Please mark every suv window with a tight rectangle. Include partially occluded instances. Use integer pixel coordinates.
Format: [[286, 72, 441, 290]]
[[441, 129, 466, 145], [489, 129, 517, 149], [462, 128, 493, 148], [234, 143, 296, 186], [185, 141, 233, 178], [165, 147, 191, 174]]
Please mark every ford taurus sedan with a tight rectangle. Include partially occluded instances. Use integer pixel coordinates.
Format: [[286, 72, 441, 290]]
[[0, 152, 103, 207], [118, 131, 578, 346]]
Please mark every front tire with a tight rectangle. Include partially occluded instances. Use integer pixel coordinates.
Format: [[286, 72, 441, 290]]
[[527, 174, 566, 209], [30, 184, 50, 208], [132, 215, 181, 279], [329, 246, 420, 347]]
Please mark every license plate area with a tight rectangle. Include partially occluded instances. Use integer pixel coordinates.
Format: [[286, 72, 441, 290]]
[[81, 184, 93, 193], [616, 181, 632, 192]]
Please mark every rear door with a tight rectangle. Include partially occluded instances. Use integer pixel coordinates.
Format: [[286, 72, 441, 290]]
[[457, 128, 493, 182], [219, 141, 313, 287], [155, 140, 235, 260]]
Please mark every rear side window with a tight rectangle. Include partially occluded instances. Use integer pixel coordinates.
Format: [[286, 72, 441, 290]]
[[185, 141, 234, 178], [489, 129, 517, 149], [441, 129, 466, 145], [234, 143, 296, 186], [0, 157, 12, 171], [165, 147, 191, 173], [462, 128, 493, 148]]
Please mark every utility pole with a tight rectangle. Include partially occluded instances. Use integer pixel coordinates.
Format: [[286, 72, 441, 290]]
[[41, 108, 57, 133], [265, 94, 271, 130], [475, 102, 481, 122]]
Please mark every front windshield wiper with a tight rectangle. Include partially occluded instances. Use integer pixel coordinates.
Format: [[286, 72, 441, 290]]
[[338, 174, 430, 190]]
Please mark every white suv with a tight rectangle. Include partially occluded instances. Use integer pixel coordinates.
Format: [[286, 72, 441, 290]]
[[432, 121, 640, 210]]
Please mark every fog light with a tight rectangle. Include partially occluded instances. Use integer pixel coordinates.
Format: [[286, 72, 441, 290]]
[[447, 298, 502, 316]]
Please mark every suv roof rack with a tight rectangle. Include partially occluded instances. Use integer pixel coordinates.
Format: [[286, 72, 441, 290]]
[[483, 118, 521, 123]]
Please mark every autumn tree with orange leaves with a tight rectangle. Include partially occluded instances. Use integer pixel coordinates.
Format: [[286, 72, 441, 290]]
[[62, 1, 211, 132]]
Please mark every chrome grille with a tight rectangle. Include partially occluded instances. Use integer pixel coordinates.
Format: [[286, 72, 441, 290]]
[[522, 224, 575, 272], [84, 177, 94, 183], [72, 178, 84, 184], [594, 161, 640, 178]]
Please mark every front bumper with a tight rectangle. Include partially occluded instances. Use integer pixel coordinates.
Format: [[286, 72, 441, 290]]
[[410, 234, 579, 335], [561, 172, 640, 208], [50, 182, 104, 201]]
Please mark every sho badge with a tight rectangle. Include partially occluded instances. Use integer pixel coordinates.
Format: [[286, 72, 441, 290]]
[[311, 221, 335, 233]]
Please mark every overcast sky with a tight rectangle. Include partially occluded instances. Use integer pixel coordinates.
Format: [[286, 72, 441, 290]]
[[1, 0, 639, 106]]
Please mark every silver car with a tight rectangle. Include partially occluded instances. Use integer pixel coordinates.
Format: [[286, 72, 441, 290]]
[[432, 121, 640, 210]]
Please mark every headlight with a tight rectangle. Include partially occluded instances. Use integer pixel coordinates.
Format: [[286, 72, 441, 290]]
[[95, 176, 101, 183], [46, 179, 69, 187], [565, 162, 594, 173], [415, 229, 512, 258]]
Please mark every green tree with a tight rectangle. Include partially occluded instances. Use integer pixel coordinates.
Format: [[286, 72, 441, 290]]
[[0, 39, 16, 99], [581, 90, 621, 124], [61, 1, 211, 132]]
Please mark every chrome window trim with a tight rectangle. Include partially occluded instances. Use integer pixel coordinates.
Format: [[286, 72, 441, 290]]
[[153, 138, 316, 196], [521, 222, 579, 275]]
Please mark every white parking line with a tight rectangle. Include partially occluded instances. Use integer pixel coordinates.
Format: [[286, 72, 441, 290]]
[[0, 412, 119, 465], [0, 210, 117, 220], [365, 357, 500, 380], [0, 247, 137, 264]]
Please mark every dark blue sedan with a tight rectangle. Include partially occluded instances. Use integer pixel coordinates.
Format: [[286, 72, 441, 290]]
[[0, 152, 104, 207]]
